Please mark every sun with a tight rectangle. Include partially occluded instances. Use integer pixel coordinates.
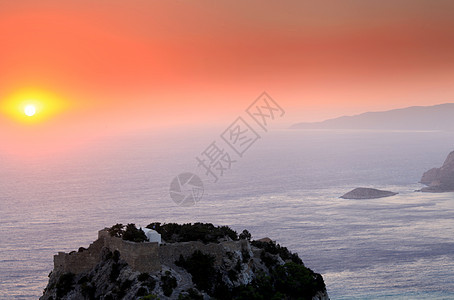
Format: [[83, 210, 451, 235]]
[[24, 105, 36, 117], [1, 88, 71, 123]]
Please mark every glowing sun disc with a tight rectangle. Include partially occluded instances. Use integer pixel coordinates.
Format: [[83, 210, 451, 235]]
[[24, 105, 36, 117]]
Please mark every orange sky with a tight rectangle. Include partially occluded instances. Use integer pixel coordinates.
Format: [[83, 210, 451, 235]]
[[1, 0, 454, 155]]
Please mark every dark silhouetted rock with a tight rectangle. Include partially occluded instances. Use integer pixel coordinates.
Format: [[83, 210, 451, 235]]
[[420, 151, 454, 192], [40, 224, 329, 300], [420, 168, 439, 185], [341, 188, 397, 199]]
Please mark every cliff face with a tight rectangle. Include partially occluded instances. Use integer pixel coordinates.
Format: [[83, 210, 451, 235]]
[[41, 224, 329, 300], [421, 151, 454, 192]]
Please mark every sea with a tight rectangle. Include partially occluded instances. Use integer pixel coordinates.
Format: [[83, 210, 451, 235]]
[[0, 128, 453, 299]]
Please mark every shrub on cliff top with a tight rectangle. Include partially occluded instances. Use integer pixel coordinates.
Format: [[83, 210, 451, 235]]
[[122, 224, 148, 243], [251, 240, 303, 265], [108, 223, 148, 243], [175, 250, 216, 292], [239, 229, 252, 241], [146, 222, 238, 243], [227, 263, 326, 300], [108, 223, 125, 238], [161, 271, 178, 297], [274, 262, 326, 299]]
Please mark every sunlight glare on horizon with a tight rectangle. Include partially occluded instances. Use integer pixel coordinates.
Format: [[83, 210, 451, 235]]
[[1, 89, 70, 123], [24, 104, 36, 117]]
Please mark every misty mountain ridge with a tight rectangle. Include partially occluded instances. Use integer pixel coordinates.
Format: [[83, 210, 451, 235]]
[[292, 103, 454, 131]]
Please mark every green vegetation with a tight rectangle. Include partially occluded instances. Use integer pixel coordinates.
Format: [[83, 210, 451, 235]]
[[229, 263, 325, 300], [260, 251, 279, 270], [147, 222, 238, 243], [56, 272, 75, 298], [136, 287, 148, 297], [138, 272, 156, 291], [108, 223, 148, 243], [239, 229, 252, 241], [112, 250, 120, 263], [251, 240, 303, 265], [80, 282, 96, 300], [174, 240, 325, 299], [161, 271, 177, 296], [109, 262, 121, 282], [231, 274, 275, 300], [175, 250, 217, 292], [79, 275, 96, 300], [108, 251, 127, 283], [117, 279, 133, 298], [274, 262, 326, 299], [241, 249, 251, 263], [123, 224, 148, 242], [45, 223, 325, 300], [108, 223, 125, 238]]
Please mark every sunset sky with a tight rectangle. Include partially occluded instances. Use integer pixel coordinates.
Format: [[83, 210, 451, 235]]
[[1, 0, 454, 155]]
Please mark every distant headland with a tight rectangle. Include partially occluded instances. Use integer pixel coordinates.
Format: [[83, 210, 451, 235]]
[[291, 103, 454, 131]]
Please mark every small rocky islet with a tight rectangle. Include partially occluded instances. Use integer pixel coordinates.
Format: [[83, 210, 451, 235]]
[[340, 187, 397, 199]]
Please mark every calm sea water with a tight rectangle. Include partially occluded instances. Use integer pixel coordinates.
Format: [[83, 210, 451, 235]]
[[0, 129, 453, 299]]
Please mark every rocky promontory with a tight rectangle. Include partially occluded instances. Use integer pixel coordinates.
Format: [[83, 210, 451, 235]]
[[420, 150, 454, 192], [41, 223, 329, 300], [341, 187, 397, 199]]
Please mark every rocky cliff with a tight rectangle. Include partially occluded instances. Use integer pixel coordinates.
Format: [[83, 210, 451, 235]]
[[420, 151, 454, 192], [41, 223, 329, 300]]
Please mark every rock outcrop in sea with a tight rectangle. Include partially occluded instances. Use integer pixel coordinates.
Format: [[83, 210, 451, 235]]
[[340, 187, 397, 199], [420, 150, 454, 192], [41, 223, 329, 300]]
